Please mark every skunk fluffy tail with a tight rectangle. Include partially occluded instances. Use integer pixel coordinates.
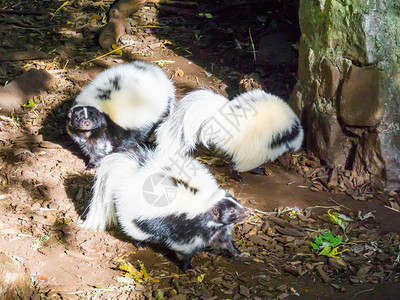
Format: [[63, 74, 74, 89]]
[[155, 89, 226, 155], [156, 89, 304, 173], [79, 151, 142, 231]]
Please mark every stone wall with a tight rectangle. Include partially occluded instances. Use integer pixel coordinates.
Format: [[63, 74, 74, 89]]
[[291, 0, 400, 189]]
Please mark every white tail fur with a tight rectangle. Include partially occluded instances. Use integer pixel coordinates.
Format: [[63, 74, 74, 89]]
[[156, 89, 226, 155], [79, 152, 140, 231], [155, 89, 304, 172]]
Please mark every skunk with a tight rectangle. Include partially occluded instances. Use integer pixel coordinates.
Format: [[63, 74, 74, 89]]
[[80, 149, 250, 271], [66, 60, 175, 169], [155, 89, 304, 181], [66, 106, 147, 169]]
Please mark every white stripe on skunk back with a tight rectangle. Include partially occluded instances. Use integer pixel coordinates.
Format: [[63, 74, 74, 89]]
[[80, 148, 226, 233], [72, 60, 175, 130], [156, 89, 304, 172]]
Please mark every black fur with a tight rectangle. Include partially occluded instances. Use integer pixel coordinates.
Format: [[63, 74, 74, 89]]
[[170, 177, 198, 194], [133, 195, 249, 271], [110, 75, 121, 91], [66, 106, 152, 169], [270, 120, 301, 149]]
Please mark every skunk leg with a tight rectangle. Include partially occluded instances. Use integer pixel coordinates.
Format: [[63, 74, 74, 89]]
[[232, 170, 243, 182], [213, 230, 241, 256], [249, 166, 265, 175], [176, 252, 194, 272]]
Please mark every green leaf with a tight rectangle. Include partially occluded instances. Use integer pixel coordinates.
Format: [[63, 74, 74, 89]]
[[319, 246, 332, 256], [199, 13, 213, 19], [153, 60, 175, 67], [154, 290, 164, 300], [357, 211, 375, 221], [197, 273, 205, 283], [324, 210, 353, 231], [311, 231, 342, 252], [21, 98, 36, 109]]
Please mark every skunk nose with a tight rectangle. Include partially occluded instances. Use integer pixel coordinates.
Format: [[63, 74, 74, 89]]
[[244, 209, 250, 216], [83, 120, 91, 127]]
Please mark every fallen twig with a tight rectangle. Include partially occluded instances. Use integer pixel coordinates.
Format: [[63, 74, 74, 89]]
[[353, 286, 375, 297], [81, 42, 136, 65], [384, 205, 400, 213]]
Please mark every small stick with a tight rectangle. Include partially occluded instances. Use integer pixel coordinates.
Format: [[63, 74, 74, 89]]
[[384, 205, 400, 213], [249, 27, 256, 61], [328, 197, 352, 211], [81, 42, 136, 65]]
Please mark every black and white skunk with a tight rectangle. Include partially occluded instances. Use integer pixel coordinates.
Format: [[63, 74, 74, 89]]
[[80, 149, 250, 271], [155, 89, 304, 181], [66, 60, 175, 169]]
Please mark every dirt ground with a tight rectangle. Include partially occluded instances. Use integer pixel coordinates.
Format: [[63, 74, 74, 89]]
[[0, 1, 399, 299]]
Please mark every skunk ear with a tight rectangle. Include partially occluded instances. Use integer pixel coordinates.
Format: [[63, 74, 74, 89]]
[[67, 109, 73, 119], [212, 205, 220, 218]]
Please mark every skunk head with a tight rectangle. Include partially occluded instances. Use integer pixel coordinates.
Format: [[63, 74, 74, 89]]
[[67, 106, 106, 131], [212, 192, 250, 225]]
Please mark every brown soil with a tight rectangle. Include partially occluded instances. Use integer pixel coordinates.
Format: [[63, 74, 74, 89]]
[[0, 1, 399, 299]]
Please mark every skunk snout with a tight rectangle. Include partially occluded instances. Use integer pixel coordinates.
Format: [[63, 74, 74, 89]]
[[237, 207, 250, 221], [81, 119, 93, 129]]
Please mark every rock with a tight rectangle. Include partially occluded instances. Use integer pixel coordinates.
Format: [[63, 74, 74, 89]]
[[304, 106, 352, 167], [352, 132, 386, 187], [0, 252, 32, 299], [319, 58, 341, 99], [328, 257, 347, 271], [294, 1, 400, 189], [339, 66, 384, 127], [0, 69, 54, 116]]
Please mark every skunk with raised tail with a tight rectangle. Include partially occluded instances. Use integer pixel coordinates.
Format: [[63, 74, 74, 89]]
[[80, 149, 249, 271], [66, 61, 175, 169], [156, 89, 304, 181]]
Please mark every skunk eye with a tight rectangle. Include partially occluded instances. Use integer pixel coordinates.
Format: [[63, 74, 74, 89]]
[[230, 209, 236, 214]]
